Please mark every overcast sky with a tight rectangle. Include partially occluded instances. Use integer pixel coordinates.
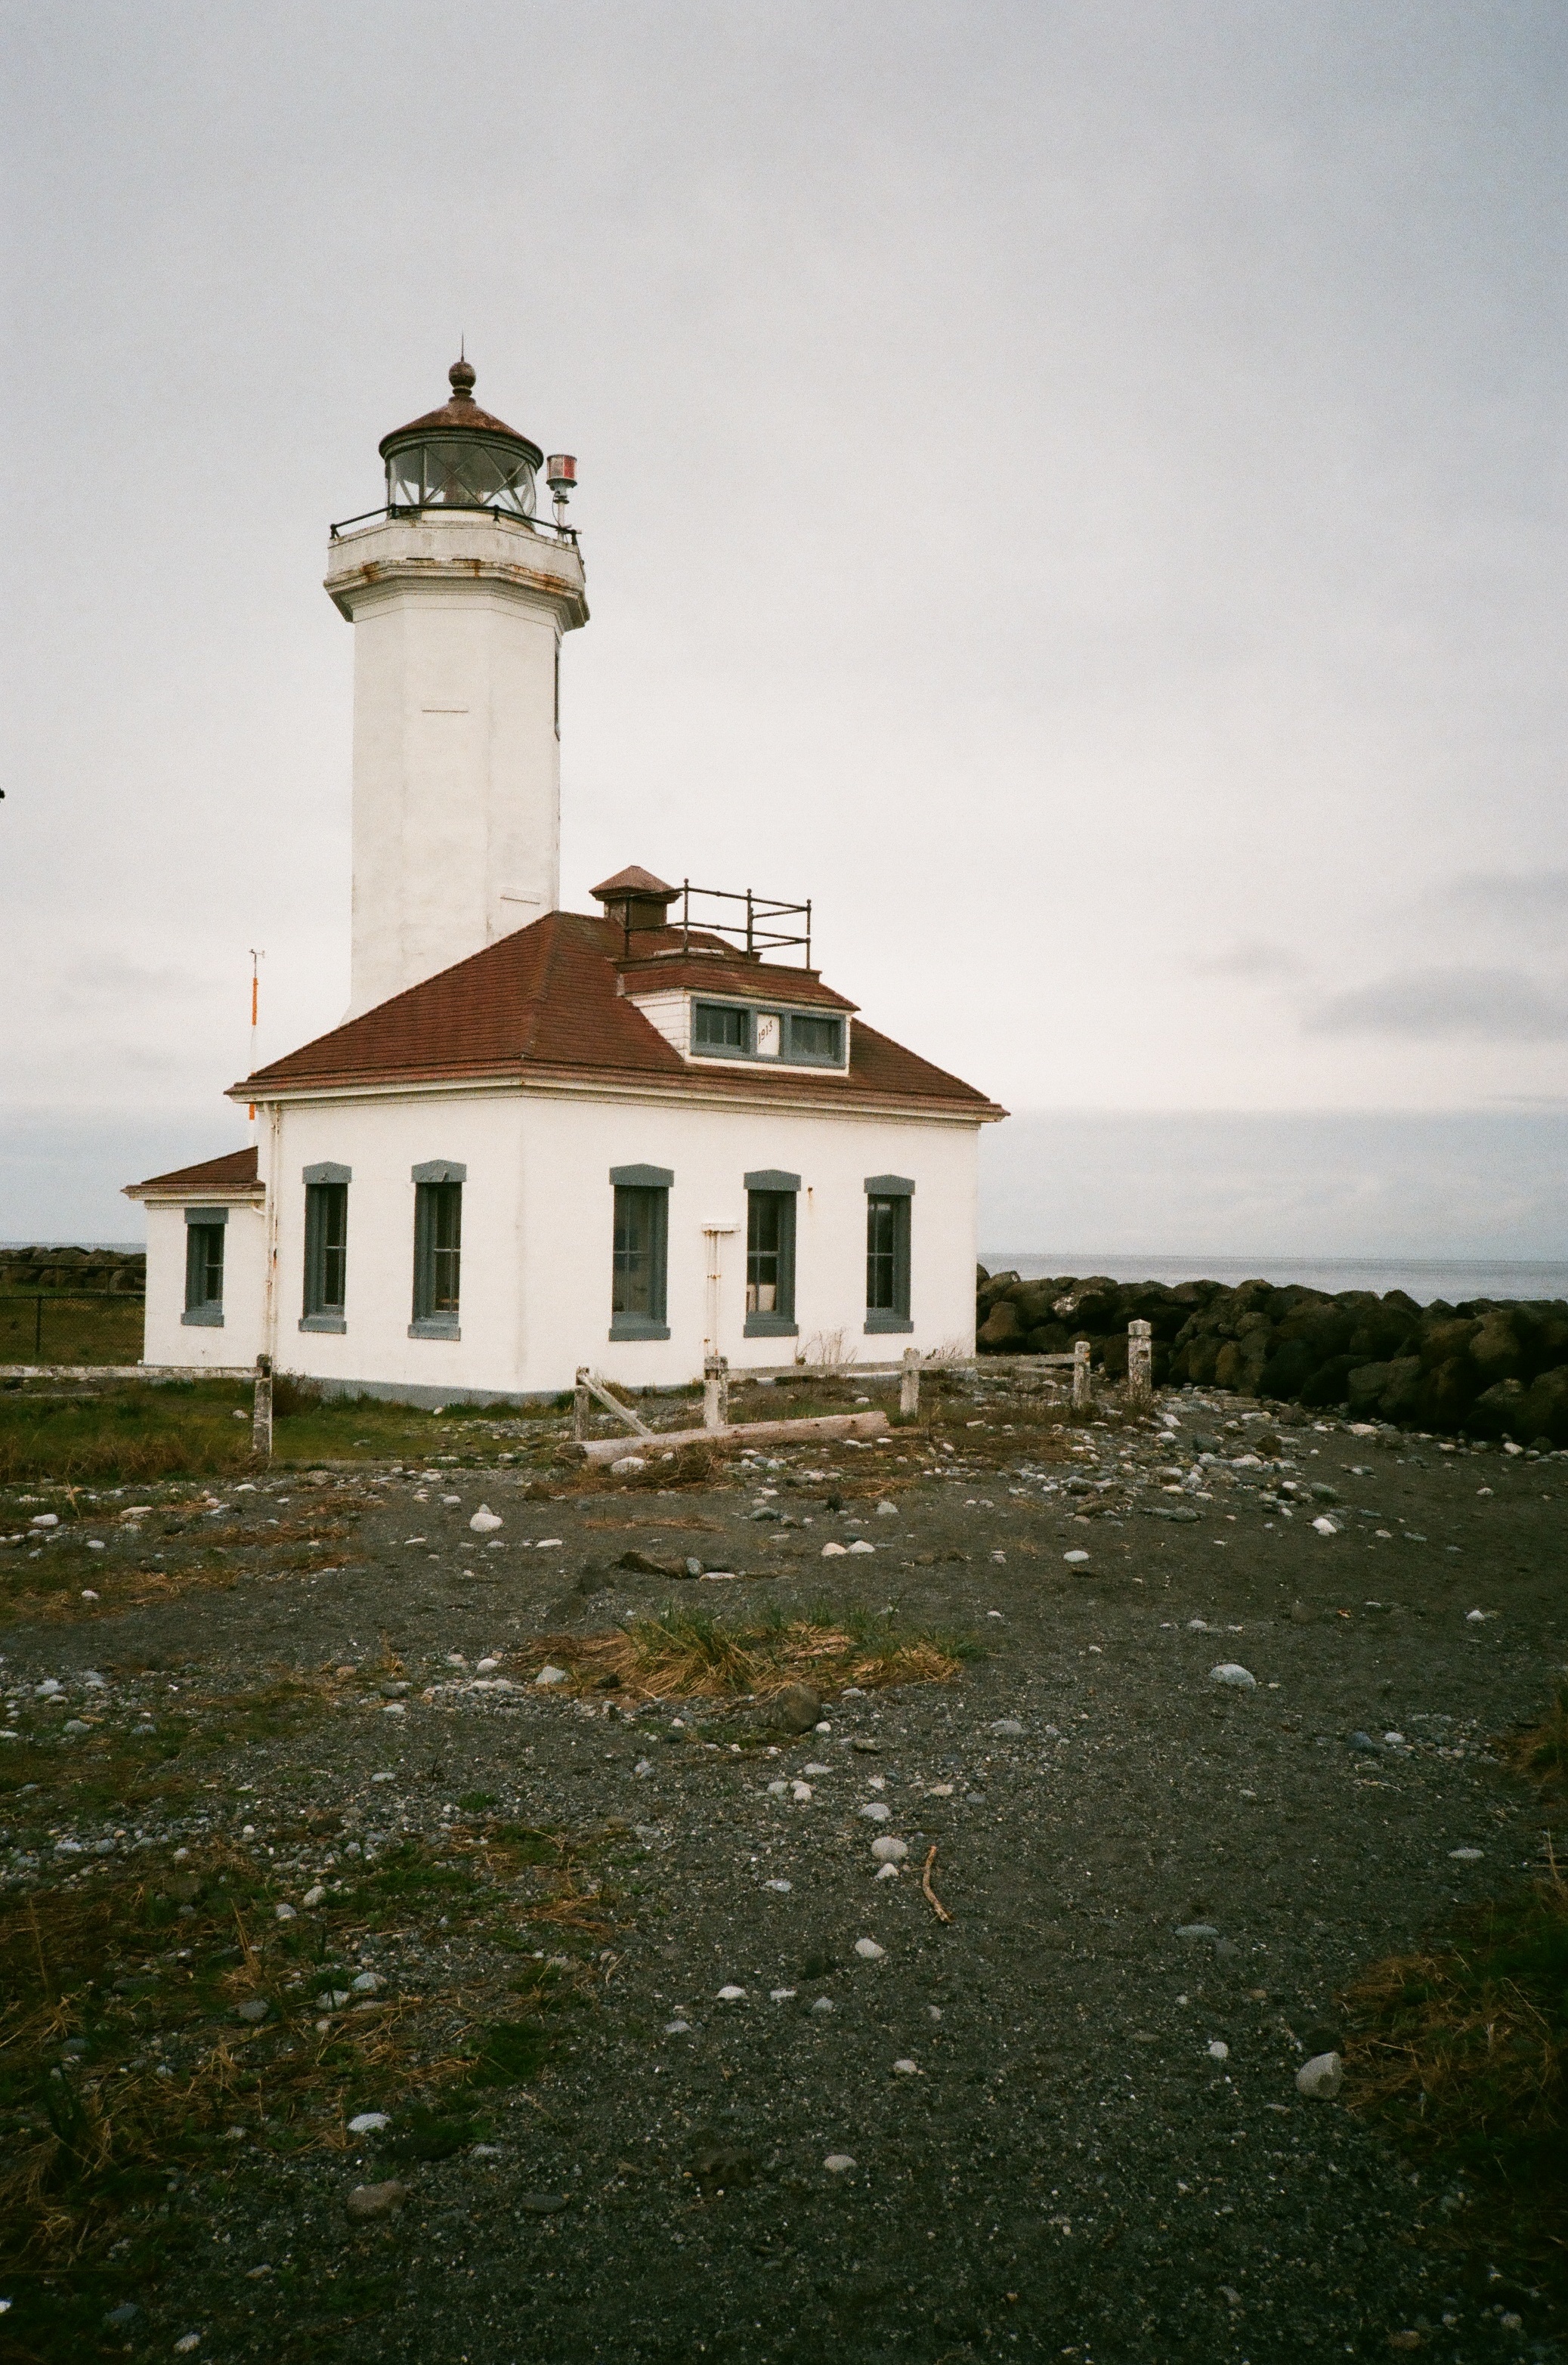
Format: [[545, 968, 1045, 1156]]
[[2, 3, 1565, 1250]]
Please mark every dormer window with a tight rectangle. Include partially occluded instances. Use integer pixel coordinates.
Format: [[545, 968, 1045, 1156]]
[[691, 1000, 846, 1068]]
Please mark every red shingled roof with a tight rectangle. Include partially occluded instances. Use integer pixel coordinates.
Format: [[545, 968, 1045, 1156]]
[[124, 1145, 261, 1199], [233, 911, 1002, 1118]]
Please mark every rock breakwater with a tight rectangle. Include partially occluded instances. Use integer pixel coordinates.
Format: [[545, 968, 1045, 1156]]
[[976, 1267, 1568, 1445]]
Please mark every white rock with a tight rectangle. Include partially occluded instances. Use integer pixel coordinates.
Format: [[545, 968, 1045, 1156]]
[[848, 1539, 876, 1555], [663, 2019, 691, 2036], [859, 1801, 892, 1822], [811, 1996, 835, 2013], [1448, 1846, 1484, 1861], [87, 1539, 105, 1551], [274, 1903, 297, 1921], [875, 1863, 900, 1880], [1296, 2051, 1343, 2098], [81, 1590, 100, 1601], [1207, 2039, 1229, 2061], [790, 1780, 814, 1804], [766, 1779, 789, 1796], [30, 1514, 58, 1529], [174, 2339, 201, 2356], [610, 1457, 646, 1476], [477, 1656, 500, 1672], [303, 1885, 326, 1907], [824, 2153, 856, 2172], [876, 1501, 898, 1517], [820, 1541, 848, 1557], [351, 1971, 385, 1994], [770, 1987, 796, 2002], [854, 1937, 886, 1960], [1209, 1662, 1257, 1690], [892, 2058, 920, 2074], [1063, 1550, 1089, 1565], [802, 1762, 832, 1775], [871, 1835, 909, 1863], [990, 1717, 1024, 1736], [348, 2111, 391, 2135], [716, 1983, 747, 2001], [535, 1665, 569, 1687], [469, 1507, 503, 1532], [764, 1878, 793, 1893], [634, 1758, 654, 1776], [382, 1702, 406, 1717], [35, 1679, 60, 1696], [1312, 1516, 1339, 1536]]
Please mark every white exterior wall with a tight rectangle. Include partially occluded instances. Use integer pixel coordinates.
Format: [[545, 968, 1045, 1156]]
[[140, 1201, 268, 1369], [263, 1088, 979, 1401], [326, 513, 587, 1018]]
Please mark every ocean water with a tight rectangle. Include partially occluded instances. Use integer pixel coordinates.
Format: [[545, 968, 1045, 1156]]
[[979, 1254, 1568, 1306]]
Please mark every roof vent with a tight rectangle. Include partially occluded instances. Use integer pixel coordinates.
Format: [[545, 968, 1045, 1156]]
[[590, 865, 680, 937]]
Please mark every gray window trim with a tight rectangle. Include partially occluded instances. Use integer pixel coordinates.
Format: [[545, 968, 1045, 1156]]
[[864, 1184, 912, 1332], [184, 1204, 230, 1226], [303, 1176, 349, 1328], [300, 1313, 348, 1335], [743, 1169, 801, 1193], [412, 1176, 462, 1330], [181, 1305, 226, 1328], [690, 998, 847, 1069], [412, 1159, 466, 1185], [744, 1180, 798, 1337], [302, 1161, 352, 1186], [408, 1315, 462, 1342], [610, 1174, 670, 1340], [183, 1215, 226, 1324]]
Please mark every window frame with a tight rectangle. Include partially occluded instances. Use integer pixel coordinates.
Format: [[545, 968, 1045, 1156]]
[[744, 1169, 799, 1337], [181, 1206, 227, 1328], [300, 1163, 351, 1334], [864, 1173, 914, 1334], [688, 997, 847, 1070], [409, 1160, 465, 1340], [609, 1164, 673, 1341]]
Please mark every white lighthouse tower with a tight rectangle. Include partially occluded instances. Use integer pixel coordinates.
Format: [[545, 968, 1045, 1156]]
[[324, 358, 589, 1017]]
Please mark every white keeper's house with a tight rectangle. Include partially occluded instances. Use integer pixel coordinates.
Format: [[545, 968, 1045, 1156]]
[[126, 360, 1005, 1404]]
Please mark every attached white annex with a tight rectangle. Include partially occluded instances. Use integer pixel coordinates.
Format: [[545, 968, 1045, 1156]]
[[126, 360, 1004, 1403]]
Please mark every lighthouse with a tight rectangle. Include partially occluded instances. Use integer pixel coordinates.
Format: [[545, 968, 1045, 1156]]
[[324, 358, 589, 1017]]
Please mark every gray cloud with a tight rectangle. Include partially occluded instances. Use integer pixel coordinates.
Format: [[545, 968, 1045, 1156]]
[[1306, 966, 1568, 1042], [1189, 941, 1307, 982], [1436, 871, 1568, 933]]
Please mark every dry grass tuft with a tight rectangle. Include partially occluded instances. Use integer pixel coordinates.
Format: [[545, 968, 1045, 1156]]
[[516, 1601, 980, 1705]]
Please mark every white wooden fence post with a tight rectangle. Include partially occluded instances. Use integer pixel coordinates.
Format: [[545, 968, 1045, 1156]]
[[899, 1346, 920, 1417], [1127, 1319, 1153, 1408], [703, 1354, 729, 1432], [1072, 1338, 1093, 1411], [252, 1354, 273, 1461], [574, 1367, 591, 1442]]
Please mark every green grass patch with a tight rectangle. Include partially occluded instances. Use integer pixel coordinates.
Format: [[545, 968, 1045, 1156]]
[[0, 1291, 145, 1368]]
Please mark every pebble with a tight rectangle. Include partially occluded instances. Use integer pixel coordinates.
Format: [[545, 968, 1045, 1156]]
[[347, 2111, 391, 2135], [854, 1937, 886, 1960], [860, 1801, 892, 1822], [351, 1971, 385, 1993], [990, 1717, 1024, 1736], [770, 1988, 796, 2003], [823, 2153, 856, 2172], [1312, 1516, 1339, 1536], [35, 1678, 60, 1696], [820, 1541, 847, 1557], [892, 2058, 920, 2074], [345, 2180, 405, 2220], [235, 1999, 269, 2023], [468, 1507, 503, 1532], [303, 1885, 326, 1907], [1062, 1550, 1090, 1564], [790, 1781, 813, 1803], [1448, 1847, 1484, 1861], [274, 1903, 297, 1921], [174, 2339, 201, 2356], [1349, 1732, 1382, 1754], [610, 1458, 646, 1476], [876, 1501, 898, 1516], [535, 1665, 569, 1687], [477, 1656, 500, 1671], [1296, 2051, 1344, 2099], [764, 1878, 793, 1893], [663, 2020, 691, 2036], [1208, 1663, 1257, 1690], [30, 1514, 58, 1529], [1175, 1923, 1219, 1940], [802, 1761, 832, 1775], [716, 1984, 747, 2001], [875, 1863, 900, 1880], [871, 1836, 909, 1863], [63, 1718, 90, 1736], [847, 1539, 876, 1554], [812, 1996, 835, 2014], [1207, 2040, 1229, 2061], [635, 1758, 654, 1776]]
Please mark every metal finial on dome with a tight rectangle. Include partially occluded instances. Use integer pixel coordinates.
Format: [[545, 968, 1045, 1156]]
[[449, 355, 477, 401]]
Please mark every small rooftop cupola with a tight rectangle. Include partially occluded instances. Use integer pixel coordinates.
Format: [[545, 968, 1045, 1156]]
[[379, 355, 546, 518], [592, 866, 680, 937]]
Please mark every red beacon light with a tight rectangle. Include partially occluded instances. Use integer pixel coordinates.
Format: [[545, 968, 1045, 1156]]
[[546, 453, 577, 527]]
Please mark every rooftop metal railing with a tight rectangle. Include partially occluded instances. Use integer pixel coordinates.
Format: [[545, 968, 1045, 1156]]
[[617, 881, 813, 968], [328, 502, 580, 546]]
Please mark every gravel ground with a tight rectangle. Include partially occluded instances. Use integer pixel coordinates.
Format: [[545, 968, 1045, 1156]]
[[2, 1379, 1565, 2365]]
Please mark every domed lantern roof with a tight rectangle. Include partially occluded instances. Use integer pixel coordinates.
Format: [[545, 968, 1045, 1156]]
[[379, 357, 544, 518]]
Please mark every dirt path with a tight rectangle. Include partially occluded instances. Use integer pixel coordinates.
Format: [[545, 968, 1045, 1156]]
[[2, 1387, 1563, 2364]]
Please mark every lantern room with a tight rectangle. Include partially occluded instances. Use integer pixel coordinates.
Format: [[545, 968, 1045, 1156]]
[[378, 356, 544, 518]]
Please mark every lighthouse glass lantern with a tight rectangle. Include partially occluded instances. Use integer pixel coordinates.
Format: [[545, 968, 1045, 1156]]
[[379, 357, 543, 519]]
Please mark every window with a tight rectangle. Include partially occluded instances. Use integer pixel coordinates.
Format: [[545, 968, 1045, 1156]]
[[182, 1210, 226, 1328], [787, 1012, 843, 1064], [609, 1164, 673, 1340], [410, 1161, 465, 1339], [301, 1164, 350, 1332], [694, 1002, 748, 1053], [744, 1170, 799, 1336], [864, 1174, 914, 1333]]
